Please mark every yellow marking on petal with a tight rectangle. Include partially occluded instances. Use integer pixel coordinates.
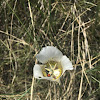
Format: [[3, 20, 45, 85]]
[[41, 65, 47, 77]]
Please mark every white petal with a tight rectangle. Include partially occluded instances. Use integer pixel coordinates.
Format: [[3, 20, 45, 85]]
[[61, 56, 73, 73], [33, 64, 43, 79], [36, 46, 63, 63], [33, 64, 54, 81]]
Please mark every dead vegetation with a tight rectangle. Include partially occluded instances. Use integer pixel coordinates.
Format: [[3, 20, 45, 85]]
[[0, 0, 100, 100]]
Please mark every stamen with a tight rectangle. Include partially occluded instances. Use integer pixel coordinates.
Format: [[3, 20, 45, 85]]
[[45, 68, 51, 71], [48, 62, 53, 69], [53, 63, 57, 70]]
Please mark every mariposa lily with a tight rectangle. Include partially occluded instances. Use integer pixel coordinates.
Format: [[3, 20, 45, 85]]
[[33, 46, 73, 83]]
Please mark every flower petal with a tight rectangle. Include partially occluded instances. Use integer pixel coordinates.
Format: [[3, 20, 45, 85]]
[[33, 64, 43, 79], [36, 46, 63, 63], [61, 56, 73, 73]]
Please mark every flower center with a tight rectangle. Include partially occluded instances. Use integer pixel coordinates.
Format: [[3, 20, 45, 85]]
[[42, 61, 62, 80]]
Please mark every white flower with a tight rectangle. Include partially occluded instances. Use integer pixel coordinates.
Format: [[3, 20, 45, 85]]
[[33, 46, 73, 82]]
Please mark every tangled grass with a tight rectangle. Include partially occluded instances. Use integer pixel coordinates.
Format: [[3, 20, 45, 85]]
[[0, 0, 100, 100]]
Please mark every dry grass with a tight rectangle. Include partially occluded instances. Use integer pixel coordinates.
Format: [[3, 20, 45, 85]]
[[0, 0, 100, 100]]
